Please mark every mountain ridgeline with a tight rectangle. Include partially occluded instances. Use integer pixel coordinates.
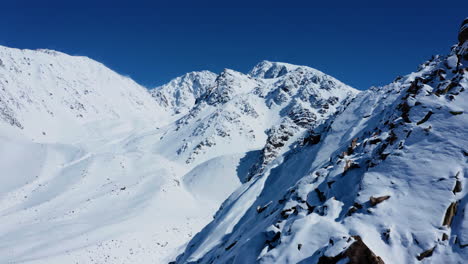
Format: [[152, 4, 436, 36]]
[[172, 19, 468, 264], [0, 19, 467, 264]]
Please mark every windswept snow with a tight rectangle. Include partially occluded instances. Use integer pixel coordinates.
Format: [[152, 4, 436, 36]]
[[0, 46, 357, 263], [175, 31, 468, 264], [2, 22, 467, 264], [150, 71, 217, 115]]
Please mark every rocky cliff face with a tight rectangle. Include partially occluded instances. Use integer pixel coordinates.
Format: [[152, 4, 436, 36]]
[[153, 62, 357, 169]]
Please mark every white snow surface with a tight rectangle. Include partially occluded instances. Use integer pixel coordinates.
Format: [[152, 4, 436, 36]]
[[2, 31, 467, 264], [0, 45, 358, 264], [149, 71, 217, 115], [175, 40, 468, 263]]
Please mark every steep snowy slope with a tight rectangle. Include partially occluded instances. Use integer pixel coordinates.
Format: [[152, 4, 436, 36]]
[[0, 44, 358, 264], [0, 46, 202, 264], [0, 46, 170, 142], [174, 23, 468, 264]]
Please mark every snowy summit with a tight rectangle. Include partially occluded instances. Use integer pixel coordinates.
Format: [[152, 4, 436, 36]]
[[0, 17, 467, 264]]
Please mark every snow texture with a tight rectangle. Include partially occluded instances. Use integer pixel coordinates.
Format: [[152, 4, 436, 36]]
[[174, 30, 468, 264], [1, 23, 468, 264]]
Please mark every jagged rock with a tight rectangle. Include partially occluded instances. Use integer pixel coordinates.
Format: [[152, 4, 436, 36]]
[[318, 236, 385, 264], [347, 137, 359, 155], [347, 202, 363, 216], [453, 180, 462, 194], [343, 160, 360, 174], [417, 246, 436, 261], [347, 206, 359, 216], [442, 233, 449, 241], [302, 132, 321, 145], [437, 81, 459, 95], [315, 188, 326, 202], [289, 105, 317, 127], [416, 111, 433, 125], [398, 102, 412, 123], [442, 201, 459, 226], [370, 195, 391, 206]]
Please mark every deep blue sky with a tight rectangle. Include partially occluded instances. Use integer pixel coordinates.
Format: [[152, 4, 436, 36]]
[[1, 0, 467, 90]]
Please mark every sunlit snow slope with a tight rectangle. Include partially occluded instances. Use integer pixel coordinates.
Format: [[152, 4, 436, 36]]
[[0, 45, 357, 263], [174, 20, 468, 264]]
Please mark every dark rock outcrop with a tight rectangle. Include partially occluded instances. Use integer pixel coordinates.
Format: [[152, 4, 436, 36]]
[[318, 236, 385, 264]]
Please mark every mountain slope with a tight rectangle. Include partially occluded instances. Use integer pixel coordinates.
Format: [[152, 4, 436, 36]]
[[0, 45, 358, 264], [150, 71, 217, 115], [174, 22, 468, 264], [0, 46, 170, 142]]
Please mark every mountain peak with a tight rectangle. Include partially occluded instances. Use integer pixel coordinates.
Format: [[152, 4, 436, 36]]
[[249, 60, 301, 79], [150, 70, 217, 114]]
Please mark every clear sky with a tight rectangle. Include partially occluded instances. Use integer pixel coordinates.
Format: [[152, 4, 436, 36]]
[[1, 0, 467, 90]]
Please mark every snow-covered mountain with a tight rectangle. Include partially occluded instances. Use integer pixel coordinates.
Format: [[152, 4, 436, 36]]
[[1, 19, 467, 264], [0, 44, 357, 263], [174, 20, 468, 264], [0, 46, 171, 142]]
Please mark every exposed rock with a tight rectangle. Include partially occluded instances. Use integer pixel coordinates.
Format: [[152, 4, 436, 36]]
[[315, 188, 326, 202], [437, 81, 458, 95], [442, 201, 459, 227], [343, 160, 360, 175], [347, 202, 363, 216], [417, 246, 436, 261], [225, 241, 237, 251], [302, 132, 321, 145], [289, 106, 317, 128], [453, 180, 462, 194], [449, 111, 463, 115], [442, 233, 449, 241], [347, 137, 359, 155], [416, 111, 433, 125], [398, 102, 412, 123], [318, 236, 385, 264], [370, 195, 391, 206]]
